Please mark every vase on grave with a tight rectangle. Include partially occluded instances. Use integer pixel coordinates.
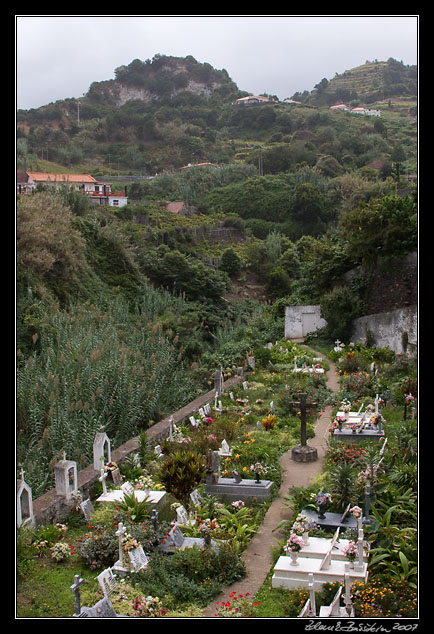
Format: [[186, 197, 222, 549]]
[[255, 472, 261, 484], [318, 504, 327, 519], [302, 531, 310, 546], [289, 552, 299, 566], [338, 421, 343, 431]]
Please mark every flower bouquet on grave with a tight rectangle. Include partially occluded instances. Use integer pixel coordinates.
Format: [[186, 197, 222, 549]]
[[122, 533, 141, 553], [291, 513, 318, 545], [250, 462, 268, 483], [283, 531, 304, 565], [131, 595, 168, 618], [198, 518, 220, 545], [313, 491, 332, 518], [343, 541, 358, 567], [350, 506, 363, 519], [104, 461, 122, 484]]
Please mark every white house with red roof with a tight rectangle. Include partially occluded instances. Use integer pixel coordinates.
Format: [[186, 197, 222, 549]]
[[17, 172, 128, 206]]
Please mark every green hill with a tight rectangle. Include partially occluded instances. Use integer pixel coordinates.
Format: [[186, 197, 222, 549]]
[[17, 55, 417, 177]]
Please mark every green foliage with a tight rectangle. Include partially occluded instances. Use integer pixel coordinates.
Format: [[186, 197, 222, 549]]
[[219, 247, 242, 276], [320, 286, 363, 341], [157, 450, 206, 506]]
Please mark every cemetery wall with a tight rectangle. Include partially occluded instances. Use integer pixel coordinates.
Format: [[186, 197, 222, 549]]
[[351, 304, 417, 355], [30, 375, 243, 527]]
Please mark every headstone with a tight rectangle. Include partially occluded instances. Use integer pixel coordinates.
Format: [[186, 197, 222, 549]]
[[17, 469, 34, 527], [110, 467, 122, 486], [232, 470, 242, 483], [198, 407, 205, 419], [93, 432, 111, 471], [160, 525, 221, 553], [175, 505, 190, 525], [190, 489, 202, 507], [229, 392, 234, 401], [79, 596, 128, 618], [189, 415, 199, 427], [206, 450, 220, 484], [97, 568, 117, 597], [301, 508, 357, 530], [54, 453, 78, 501], [204, 403, 211, 416], [242, 381, 249, 390], [80, 498, 95, 521], [288, 393, 319, 462], [128, 546, 149, 572], [298, 573, 316, 617], [319, 585, 345, 617], [121, 481, 135, 497], [154, 444, 164, 458], [218, 439, 232, 456], [214, 370, 224, 395]]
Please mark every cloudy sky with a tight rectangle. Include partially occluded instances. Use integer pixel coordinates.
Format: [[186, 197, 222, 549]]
[[16, 15, 418, 111]]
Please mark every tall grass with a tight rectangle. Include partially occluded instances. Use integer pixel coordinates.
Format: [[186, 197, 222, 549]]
[[17, 292, 197, 496]]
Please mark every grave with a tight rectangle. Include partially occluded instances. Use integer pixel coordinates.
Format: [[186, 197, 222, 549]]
[[71, 574, 129, 618], [289, 393, 319, 463], [160, 524, 221, 553], [93, 431, 111, 471], [318, 576, 355, 618], [298, 574, 316, 617], [204, 450, 273, 502], [79, 498, 95, 521], [96, 480, 166, 507], [17, 469, 34, 527], [272, 529, 368, 590], [300, 503, 358, 530], [296, 527, 369, 562], [54, 452, 78, 501]]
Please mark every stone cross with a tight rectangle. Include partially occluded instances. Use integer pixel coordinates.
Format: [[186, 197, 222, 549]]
[[115, 522, 126, 567], [99, 468, 108, 496], [151, 509, 158, 530], [287, 393, 319, 447], [70, 574, 84, 617]]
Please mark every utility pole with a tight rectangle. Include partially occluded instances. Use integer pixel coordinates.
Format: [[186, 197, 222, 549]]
[[77, 101, 80, 127]]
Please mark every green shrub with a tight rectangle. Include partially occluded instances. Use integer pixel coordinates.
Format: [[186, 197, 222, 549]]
[[157, 449, 206, 506]]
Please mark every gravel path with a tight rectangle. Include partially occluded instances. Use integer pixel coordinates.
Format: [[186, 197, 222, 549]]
[[201, 350, 339, 618]]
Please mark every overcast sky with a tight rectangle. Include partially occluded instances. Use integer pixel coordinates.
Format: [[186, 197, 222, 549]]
[[16, 15, 418, 111]]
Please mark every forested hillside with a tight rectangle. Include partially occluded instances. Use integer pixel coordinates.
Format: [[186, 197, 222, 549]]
[[16, 55, 417, 496]]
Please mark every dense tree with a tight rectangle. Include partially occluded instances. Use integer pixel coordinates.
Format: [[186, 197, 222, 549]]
[[339, 194, 417, 267]]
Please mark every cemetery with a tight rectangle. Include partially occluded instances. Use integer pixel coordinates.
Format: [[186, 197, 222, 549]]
[[16, 338, 417, 619]]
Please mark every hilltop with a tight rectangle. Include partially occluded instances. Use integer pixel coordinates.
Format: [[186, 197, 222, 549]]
[[17, 55, 417, 176]]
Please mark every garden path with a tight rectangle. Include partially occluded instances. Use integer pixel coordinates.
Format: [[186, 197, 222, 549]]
[[201, 348, 340, 618]]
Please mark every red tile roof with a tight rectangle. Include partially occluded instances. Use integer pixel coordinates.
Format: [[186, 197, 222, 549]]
[[27, 172, 97, 183]]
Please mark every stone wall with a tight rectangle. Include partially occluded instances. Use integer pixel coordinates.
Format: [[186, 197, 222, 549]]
[[29, 375, 243, 527], [351, 304, 417, 355]]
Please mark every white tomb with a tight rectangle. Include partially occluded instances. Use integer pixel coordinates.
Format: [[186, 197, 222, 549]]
[[298, 528, 368, 562], [93, 432, 111, 471], [96, 480, 166, 506], [272, 530, 368, 590], [54, 453, 78, 501], [17, 470, 34, 527]]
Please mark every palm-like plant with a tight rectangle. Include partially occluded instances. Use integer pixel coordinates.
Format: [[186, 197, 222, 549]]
[[157, 450, 205, 507]]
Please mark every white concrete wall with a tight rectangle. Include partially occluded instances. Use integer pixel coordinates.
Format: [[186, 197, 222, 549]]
[[285, 305, 327, 340]]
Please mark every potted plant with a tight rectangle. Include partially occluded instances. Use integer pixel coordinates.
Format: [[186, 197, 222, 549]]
[[283, 531, 304, 565]]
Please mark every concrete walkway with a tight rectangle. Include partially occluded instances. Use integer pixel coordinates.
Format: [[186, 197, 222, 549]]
[[201, 350, 339, 618]]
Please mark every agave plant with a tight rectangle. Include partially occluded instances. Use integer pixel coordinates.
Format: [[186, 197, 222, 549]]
[[115, 490, 152, 523]]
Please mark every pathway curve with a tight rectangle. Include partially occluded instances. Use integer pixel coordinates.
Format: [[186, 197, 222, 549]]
[[201, 348, 339, 618]]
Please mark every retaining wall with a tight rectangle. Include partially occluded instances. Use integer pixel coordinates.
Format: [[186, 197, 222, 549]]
[[30, 375, 243, 527]]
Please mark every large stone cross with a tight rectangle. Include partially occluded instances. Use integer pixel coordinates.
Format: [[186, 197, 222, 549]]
[[288, 392, 319, 463]]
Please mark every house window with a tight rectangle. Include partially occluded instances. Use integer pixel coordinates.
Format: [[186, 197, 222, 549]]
[[112, 200, 119, 206]]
